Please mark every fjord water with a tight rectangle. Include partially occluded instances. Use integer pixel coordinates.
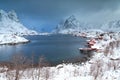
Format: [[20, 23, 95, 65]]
[[0, 34, 87, 65]]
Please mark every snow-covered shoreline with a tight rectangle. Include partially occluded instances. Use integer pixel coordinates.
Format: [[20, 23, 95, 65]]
[[0, 31, 120, 80], [0, 34, 29, 45]]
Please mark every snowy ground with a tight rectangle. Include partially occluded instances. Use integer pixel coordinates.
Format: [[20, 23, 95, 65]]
[[0, 34, 29, 45], [0, 32, 120, 80]]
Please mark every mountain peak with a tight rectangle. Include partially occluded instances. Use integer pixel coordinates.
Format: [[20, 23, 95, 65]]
[[0, 9, 19, 22], [63, 15, 80, 29], [0, 10, 6, 14], [54, 15, 84, 34], [8, 10, 19, 22], [0, 9, 38, 35], [67, 15, 76, 21], [54, 15, 96, 34], [0, 10, 8, 21]]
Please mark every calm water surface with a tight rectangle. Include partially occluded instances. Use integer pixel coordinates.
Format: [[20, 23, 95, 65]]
[[0, 34, 87, 65]]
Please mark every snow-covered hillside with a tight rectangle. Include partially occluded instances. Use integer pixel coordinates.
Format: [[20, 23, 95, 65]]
[[0, 10, 38, 35], [101, 20, 120, 32]]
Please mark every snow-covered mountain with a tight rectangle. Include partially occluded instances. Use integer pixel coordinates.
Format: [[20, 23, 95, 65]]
[[54, 15, 94, 34], [101, 20, 120, 32], [54, 15, 120, 34], [0, 10, 38, 35]]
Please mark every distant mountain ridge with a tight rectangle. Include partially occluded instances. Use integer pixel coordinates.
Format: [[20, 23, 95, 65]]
[[0, 10, 38, 35]]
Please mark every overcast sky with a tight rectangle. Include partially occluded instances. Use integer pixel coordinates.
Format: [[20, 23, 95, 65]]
[[0, 0, 120, 32]]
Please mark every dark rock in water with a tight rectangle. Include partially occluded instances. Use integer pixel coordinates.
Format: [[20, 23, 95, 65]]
[[79, 48, 96, 59]]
